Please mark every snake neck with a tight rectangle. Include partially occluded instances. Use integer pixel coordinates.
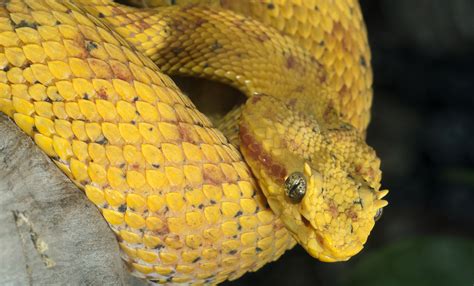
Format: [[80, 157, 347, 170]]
[[99, 0, 373, 132], [79, 1, 335, 113]]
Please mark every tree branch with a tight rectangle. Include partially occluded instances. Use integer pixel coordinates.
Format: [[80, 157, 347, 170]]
[[0, 114, 145, 285]]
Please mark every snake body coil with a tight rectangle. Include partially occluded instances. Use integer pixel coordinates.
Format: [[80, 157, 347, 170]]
[[0, 0, 388, 284]]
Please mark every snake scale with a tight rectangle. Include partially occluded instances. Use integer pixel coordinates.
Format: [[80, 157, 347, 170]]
[[0, 0, 388, 284]]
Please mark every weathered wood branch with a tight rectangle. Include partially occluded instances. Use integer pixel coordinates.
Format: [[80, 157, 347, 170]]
[[0, 114, 145, 285]]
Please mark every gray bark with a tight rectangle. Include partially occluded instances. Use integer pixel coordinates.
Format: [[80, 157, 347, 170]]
[[0, 114, 146, 286]]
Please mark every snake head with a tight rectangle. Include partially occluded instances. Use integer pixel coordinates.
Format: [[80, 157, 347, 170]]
[[239, 94, 388, 262]]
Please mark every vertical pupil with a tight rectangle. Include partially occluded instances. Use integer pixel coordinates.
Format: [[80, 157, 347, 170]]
[[289, 183, 299, 197]]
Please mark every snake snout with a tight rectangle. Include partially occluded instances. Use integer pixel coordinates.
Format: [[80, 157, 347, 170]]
[[295, 164, 389, 262]]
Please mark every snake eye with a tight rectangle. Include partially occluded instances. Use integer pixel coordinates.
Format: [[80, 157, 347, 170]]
[[374, 208, 383, 221], [285, 172, 306, 203]]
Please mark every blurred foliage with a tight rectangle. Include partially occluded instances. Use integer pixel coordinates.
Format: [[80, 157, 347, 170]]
[[443, 168, 474, 187], [341, 236, 474, 286]]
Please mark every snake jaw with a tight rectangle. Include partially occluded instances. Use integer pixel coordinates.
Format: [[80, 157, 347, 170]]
[[297, 165, 389, 262], [297, 166, 360, 261]]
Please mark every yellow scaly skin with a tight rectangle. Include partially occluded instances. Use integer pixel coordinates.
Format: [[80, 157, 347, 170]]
[[0, 0, 388, 284], [80, 0, 388, 261], [0, 1, 295, 284], [122, 0, 373, 132]]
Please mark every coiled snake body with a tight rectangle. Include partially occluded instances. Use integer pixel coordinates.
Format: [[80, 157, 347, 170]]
[[0, 0, 388, 284]]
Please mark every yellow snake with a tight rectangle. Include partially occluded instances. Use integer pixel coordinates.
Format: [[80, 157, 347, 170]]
[[0, 0, 388, 284]]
